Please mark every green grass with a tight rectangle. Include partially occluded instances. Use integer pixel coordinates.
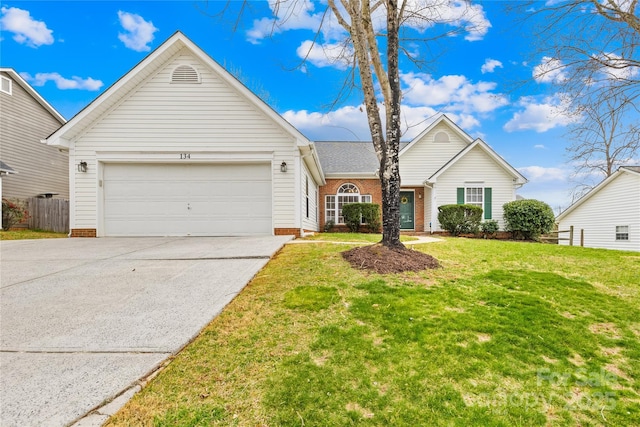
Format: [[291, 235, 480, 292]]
[[303, 232, 418, 242], [0, 229, 67, 240], [107, 238, 640, 427]]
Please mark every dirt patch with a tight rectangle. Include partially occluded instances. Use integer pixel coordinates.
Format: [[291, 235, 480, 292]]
[[341, 244, 439, 274], [345, 402, 374, 419], [589, 323, 622, 339], [477, 333, 491, 343], [568, 353, 585, 366]]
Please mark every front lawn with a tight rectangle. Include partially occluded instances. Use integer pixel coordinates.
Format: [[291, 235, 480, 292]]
[[0, 229, 67, 240], [303, 232, 418, 242], [107, 238, 640, 426]]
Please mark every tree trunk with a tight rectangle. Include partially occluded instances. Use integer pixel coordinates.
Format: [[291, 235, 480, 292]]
[[380, 0, 404, 249]]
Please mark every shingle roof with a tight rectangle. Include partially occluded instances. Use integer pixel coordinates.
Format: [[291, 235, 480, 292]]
[[0, 160, 16, 174], [314, 141, 409, 174]]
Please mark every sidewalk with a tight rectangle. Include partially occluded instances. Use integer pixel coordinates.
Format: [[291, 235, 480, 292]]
[[286, 235, 442, 246]]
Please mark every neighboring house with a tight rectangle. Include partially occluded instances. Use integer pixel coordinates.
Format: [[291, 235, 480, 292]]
[[0, 68, 68, 201], [557, 166, 640, 251], [0, 160, 17, 229], [45, 31, 325, 237], [315, 115, 528, 232]]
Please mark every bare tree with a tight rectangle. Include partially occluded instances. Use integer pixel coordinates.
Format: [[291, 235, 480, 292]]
[[521, 0, 640, 110], [567, 94, 640, 199], [205, 0, 485, 248]]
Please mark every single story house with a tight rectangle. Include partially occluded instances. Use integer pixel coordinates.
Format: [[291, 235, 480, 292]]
[[557, 166, 640, 251], [46, 31, 527, 238], [315, 115, 528, 232], [46, 31, 324, 237]]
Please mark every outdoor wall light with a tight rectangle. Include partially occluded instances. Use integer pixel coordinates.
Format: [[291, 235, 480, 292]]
[[280, 161, 287, 173], [77, 161, 88, 173]]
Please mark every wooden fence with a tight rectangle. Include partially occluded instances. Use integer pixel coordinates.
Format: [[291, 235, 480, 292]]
[[26, 197, 69, 233], [541, 225, 584, 246]]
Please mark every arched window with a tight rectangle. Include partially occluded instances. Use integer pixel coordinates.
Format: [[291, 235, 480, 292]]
[[325, 183, 372, 224]]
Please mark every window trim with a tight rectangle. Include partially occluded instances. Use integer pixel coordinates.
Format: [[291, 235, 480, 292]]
[[1, 75, 12, 95], [615, 225, 629, 241], [325, 183, 372, 225], [465, 186, 484, 208]]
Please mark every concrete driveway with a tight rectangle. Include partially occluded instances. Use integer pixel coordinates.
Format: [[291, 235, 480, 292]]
[[0, 236, 291, 427]]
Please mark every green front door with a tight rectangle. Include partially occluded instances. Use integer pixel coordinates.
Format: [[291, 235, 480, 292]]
[[399, 191, 414, 230]]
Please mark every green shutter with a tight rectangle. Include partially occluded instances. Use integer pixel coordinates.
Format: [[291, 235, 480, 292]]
[[457, 188, 464, 204], [484, 188, 492, 219]]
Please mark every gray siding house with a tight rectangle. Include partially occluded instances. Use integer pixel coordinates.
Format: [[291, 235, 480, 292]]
[[0, 68, 68, 201]]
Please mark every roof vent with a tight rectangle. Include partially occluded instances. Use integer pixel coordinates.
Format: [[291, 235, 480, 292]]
[[171, 65, 200, 83], [434, 131, 449, 143]]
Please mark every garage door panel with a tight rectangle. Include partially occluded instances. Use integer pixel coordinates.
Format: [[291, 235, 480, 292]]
[[103, 163, 272, 236]]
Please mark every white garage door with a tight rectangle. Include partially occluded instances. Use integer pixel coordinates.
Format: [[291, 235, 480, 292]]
[[103, 163, 272, 236]]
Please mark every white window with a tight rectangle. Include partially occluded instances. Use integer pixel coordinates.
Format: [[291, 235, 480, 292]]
[[325, 183, 372, 224], [616, 226, 629, 241], [1, 76, 12, 95], [466, 187, 483, 208], [305, 175, 309, 218]]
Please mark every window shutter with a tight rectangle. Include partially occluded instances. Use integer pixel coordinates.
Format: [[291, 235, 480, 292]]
[[484, 188, 492, 219], [457, 188, 464, 204]]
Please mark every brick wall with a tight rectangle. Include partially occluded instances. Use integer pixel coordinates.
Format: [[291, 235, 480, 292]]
[[274, 228, 301, 238], [70, 228, 97, 237], [319, 179, 428, 232], [319, 179, 382, 231]]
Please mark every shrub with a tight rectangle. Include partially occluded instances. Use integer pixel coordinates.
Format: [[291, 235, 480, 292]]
[[480, 219, 499, 237], [503, 199, 555, 240], [323, 219, 335, 232], [342, 203, 381, 233], [2, 198, 28, 230], [437, 204, 483, 236]]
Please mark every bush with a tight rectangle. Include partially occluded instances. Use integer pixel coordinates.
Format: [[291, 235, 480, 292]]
[[323, 219, 335, 232], [342, 203, 381, 233], [437, 204, 483, 236], [503, 199, 555, 240], [480, 219, 499, 237], [2, 198, 28, 230]]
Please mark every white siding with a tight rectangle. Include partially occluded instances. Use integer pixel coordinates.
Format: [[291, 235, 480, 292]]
[[400, 122, 469, 186], [431, 146, 516, 231], [301, 163, 319, 231], [558, 172, 640, 251], [71, 49, 300, 231]]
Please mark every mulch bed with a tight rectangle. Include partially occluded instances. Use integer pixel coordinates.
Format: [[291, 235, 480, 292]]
[[341, 244, 440, 274]]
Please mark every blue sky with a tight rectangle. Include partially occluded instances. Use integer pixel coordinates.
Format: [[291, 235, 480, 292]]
[[1, 1, 588, 211]]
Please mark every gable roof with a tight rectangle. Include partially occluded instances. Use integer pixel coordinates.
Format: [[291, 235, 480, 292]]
[[0, 160, 17, 175], [557, 166, 640, 221], [44, 31, 311, 148], [427, 138, 528, 185], [399, 114, 474, 156], [314, 141, 409, 175], [0, 68, 66, 125]]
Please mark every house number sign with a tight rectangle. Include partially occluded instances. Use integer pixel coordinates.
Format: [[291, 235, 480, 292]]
[[180, 153, 191, 159]]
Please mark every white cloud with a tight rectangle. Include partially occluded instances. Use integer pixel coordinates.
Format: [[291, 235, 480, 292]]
[[117, 11, 158, 52], [594, 52, 640, 81], [247, 0, 330, 44], [0, 6, 53, 47], [518, 165, 568, 182], [533, 56, 567, 83], [504, 95, 578, 132], [283, 102, 482, 141], [296, 40, 353, 70], [21, 72, 103, 91], [481, 58, 502, 74], [247, 0, 491, 64], [401, 72, 508, 114], [534, 144, 546, 149]]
